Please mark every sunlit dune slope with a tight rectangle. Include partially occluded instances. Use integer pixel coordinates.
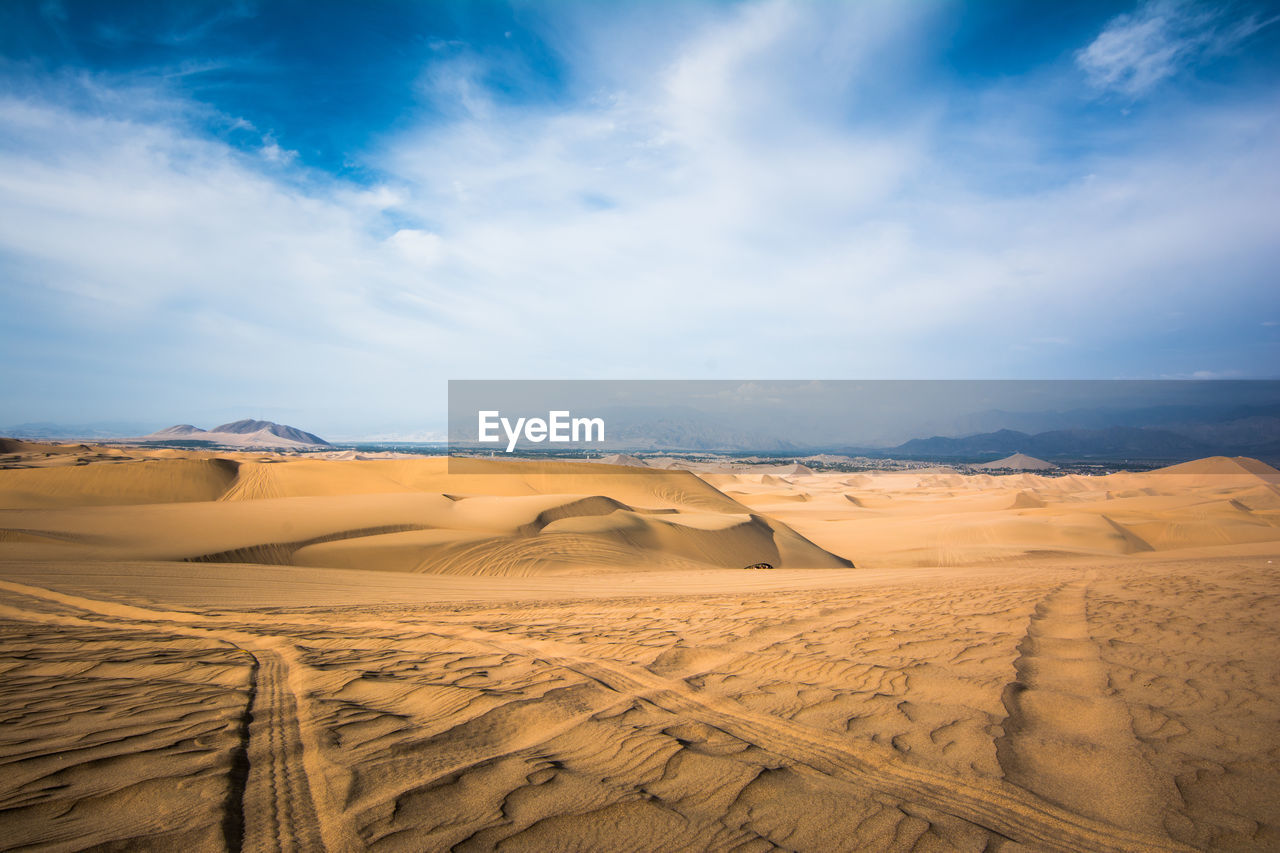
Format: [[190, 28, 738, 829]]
[[712, 456, 1280, 567], [2, 445, 1277, 574], [0, 458, 240, 508], [1146, 455, 1280, 484], [226, 456, 750, 511], [0, 451, 848, 575]]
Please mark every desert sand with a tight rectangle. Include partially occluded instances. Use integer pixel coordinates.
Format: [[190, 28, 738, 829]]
[[0, 441, 1277, 851]]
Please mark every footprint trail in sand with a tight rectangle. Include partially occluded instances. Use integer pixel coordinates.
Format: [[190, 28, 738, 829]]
[[997, 575, 1179, 837]]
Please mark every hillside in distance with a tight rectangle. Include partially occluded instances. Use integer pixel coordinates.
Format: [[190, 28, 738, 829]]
[[888, 425, 1280, 463], [972, 452, 1057, 471], [143, 419, 330, 449]]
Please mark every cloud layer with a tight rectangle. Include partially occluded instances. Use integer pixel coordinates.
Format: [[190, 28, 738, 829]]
[[1, 0, 1277, 434], [1077, 0, 1277, 96]]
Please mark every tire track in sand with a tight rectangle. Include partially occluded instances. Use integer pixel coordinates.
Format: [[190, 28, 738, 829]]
[[432, 621, 1191, 853], [0, 580, 355, 853], [996, 574, 1180, 840], [0, 579, 1189, 853], [243, 647, 325, 852]]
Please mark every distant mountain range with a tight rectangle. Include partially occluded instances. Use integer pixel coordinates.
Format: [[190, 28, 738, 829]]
[[887, 424, 1280, 462], [574, 408, 1280, 461], [934, 402, 1280, 438], [7, 396, 1277, 461], [142, 419, 330, 449]]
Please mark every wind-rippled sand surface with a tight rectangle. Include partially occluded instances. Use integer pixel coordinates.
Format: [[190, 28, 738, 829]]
[[0, 444, 1277, 851]]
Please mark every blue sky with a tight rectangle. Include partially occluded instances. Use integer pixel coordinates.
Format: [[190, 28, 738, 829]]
[[1, 0, 1277, 437]]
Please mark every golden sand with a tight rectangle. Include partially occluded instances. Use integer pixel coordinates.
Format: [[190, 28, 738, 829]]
[[0, 443, 1277, 850]]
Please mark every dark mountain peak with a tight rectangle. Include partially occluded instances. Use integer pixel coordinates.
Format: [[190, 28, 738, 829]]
[[209, 419, 330, 446], [988, 429, 1032, 439], [891, 424, 1213, 462], [212, 419, 274, 434]]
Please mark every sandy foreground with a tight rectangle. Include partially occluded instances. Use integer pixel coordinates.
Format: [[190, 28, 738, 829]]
[[0, 442, 1277, 851]]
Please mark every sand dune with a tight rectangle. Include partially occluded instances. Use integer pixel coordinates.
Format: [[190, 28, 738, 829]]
[[1009, 489, 1047, 509], [0, 444, 1277, 850], [0, 457, 240, 508], [596, 453, 649, 467], [975, 453, 1058, 471], [0, 454, 847, 575], [730, 457, 1280, 568]]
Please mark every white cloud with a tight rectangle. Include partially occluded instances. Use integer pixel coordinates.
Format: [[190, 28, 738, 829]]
[[1077, 0, 1278, 97], [1, 0, 1277, 430], [259, 135, 297, 164], [371, 0, 1278, 371], [386, 229, 444, 267]]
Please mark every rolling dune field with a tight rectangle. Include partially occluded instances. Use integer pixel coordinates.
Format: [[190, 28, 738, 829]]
[[0, 443, 1277, 851]]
